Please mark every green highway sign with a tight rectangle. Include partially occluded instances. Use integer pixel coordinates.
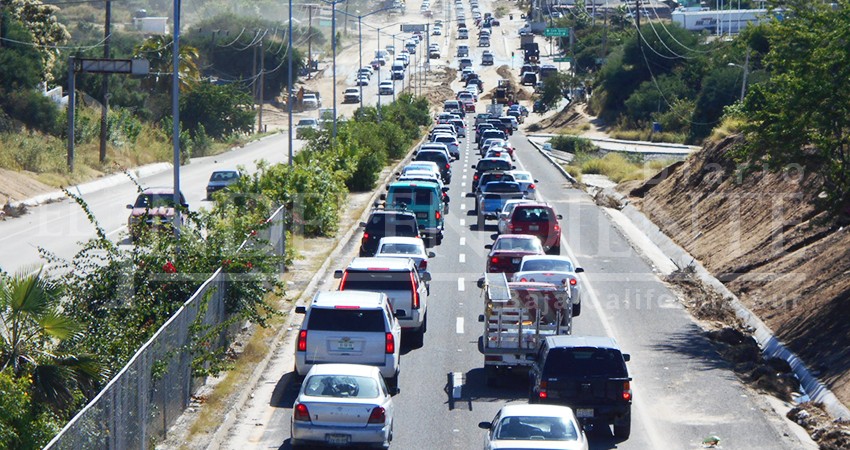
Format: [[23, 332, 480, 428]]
[[544, 27, 569, 37], [553, 56, 572, 63]]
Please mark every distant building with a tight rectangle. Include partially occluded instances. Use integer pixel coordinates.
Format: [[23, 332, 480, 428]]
[[672, 9, 772, 34], [133, 17, 169, 34]]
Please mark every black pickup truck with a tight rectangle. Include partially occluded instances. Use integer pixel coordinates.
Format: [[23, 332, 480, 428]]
[[528, 335, 633, 440]]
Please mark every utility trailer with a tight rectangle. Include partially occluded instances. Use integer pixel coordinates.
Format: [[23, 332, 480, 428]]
[[476, 273, 572, 386]]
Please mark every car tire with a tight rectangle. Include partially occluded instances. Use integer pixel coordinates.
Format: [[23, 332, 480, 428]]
[[409, 318, 426, 348], [613, 410, 631, 440], [572, 302, 581, 317], [546, 243, 561, 255], [484, 365, 499, 387], [387, 371, 400, 390], [477, 212, 485, 230]]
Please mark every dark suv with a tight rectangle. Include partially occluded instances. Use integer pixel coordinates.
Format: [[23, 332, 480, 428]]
[[529, 336, 632, 439], [415, 150, 453, 183], [359, 209, 421, 257], [471, 158, 515, 192]]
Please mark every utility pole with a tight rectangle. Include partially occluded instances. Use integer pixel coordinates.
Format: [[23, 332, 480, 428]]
[[171, 0, 183, 234], [98, 1, 111, 163], [258, 35, 264, 133], [251, 36, 258, 133], [288, 1, 294, 165], [307, 4, 313, 79], [635, 0, 641, 51], [740, 48, 749, 102]]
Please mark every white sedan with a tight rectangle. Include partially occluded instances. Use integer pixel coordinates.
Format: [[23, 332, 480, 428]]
[[510, 170, 538, 196], [291, 364, 395, 448], [512, 255, 585, 316], [375, 236, 436, 285], [479, 403, 588, 450]]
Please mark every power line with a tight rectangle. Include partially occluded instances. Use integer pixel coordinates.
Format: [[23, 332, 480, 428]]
[[0, 32, 112, 50]]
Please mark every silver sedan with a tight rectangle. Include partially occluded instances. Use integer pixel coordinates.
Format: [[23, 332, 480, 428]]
[[512, 255, 585, 316], [479, 403, 588, 450], [291, 364, 395, 448]]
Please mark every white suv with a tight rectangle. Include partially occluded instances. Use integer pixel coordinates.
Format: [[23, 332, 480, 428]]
[[335, 257, 430, 347], [295, 291, 401, 386]]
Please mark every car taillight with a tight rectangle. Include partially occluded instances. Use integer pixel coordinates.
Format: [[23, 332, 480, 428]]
[[490, 257, 499, 264], [435, 211, 441, 220], [419, 259, 428, 270], [519, 277, 527, 282], [409, 272, 420, 309], [363, 232, 369, 241], [339, 271, 349, 289], [569, 278, 577, 286], [297, 330, 307, 352], [474, 174, 479, 180], [385, 332, 395, 354], [294, 403, 311, 422], [529, 183, 535, 190], [445, 163, 450, 169], [622, 381, 632, 401], [538, 380, 548, 399], [368, 406, 387, 424], [554, 223, 560, 232]]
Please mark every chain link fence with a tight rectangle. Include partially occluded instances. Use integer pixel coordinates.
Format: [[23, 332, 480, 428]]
[[44, 205, 286, 450]]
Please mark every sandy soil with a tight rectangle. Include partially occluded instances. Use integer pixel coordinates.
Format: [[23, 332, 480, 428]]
[[632, 135, 850, 415], [0, 168, 55, 207]]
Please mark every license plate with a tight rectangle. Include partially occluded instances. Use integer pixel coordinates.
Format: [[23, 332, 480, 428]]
[[512, 258, 521, 264], [337, 340, 354, 350], [576, 408, 594, 418], [326, 434, 351, 445], [529, 225, 539, 231], [416, 212, 427, 218]]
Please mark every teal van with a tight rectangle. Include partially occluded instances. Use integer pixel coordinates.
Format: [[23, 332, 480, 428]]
[[382, 180, 447, 244]]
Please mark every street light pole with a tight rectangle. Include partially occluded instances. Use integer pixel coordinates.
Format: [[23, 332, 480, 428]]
[[287, 0, 294, 165], [358, 14, 364, 110], [171, 0, 182, 233], [740, 48, 749, 102], [332, 1, 338, 137], [377, 27, 382, 121]]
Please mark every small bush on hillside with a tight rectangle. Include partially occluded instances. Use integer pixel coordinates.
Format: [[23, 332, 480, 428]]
[[550, 135, 596, 153]]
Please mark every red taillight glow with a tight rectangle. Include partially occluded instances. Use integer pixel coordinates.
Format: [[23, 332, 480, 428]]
[[297, 330, 307, 352], [623, 381, 632, 401], [445, 163, 450, 169], [491, 257, 499, 264], [529, 183, 535, 190], [419, 259, 428, 270], [334, 305, 361, 309], [538, 380, 548, 399], [339, 271, 349, 289], [435, 211, 442, 220], [520, 278, 528, 282], [294, 403, 311, 422], [474, 174, 479, 180], [409, 272, 420, 309], [363, 232, 370, 240], [569, 278, 577, 286], [385, 332, 395, 354], [368, 406, 387, 424], [554, 224, 561, 232]]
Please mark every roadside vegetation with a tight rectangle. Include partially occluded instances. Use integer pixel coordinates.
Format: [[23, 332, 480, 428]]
[[549, 135, 677, 183]]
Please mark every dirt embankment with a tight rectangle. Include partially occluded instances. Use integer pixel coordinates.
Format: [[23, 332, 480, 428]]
[[630, 135, 850, 410]]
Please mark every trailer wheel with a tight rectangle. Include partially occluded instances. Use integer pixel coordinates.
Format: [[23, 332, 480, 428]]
[[485, 366, 499, 387]]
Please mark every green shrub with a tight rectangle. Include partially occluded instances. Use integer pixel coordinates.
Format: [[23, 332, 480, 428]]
[[348, 150, 386, 192], [550, 135, 596, 153]]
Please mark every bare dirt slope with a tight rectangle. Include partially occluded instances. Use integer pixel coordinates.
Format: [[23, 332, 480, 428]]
[[0, 168, 55, 205], [631, 135, 850, 406]]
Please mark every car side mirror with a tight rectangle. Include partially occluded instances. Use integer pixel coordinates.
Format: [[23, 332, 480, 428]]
[[421, 272, 432, 282], [484, 244, 493, 250], [556, 214, 563, 220], [511, 165, 516, 169], [442, 187, 450, 192], [333, 270, 343, 279], [534, 179, 539, 183], [478, 421, 491, 430], [477, 277, 485, 289], [359, 222, 367, 227], [478, 314, 485, 323], [623, 353, 631, 362], [126, 204, 134, 209], [471, 164, 476, 169], [428, 251, 436, 258], [575, 267, 584, 273], [295, 305, 306, 314]]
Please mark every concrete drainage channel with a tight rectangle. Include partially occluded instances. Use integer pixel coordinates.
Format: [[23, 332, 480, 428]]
[[528, 136, 850, 423], [205, 134, 432, 449]]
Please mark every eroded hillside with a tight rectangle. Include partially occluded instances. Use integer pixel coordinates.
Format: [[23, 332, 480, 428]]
[[631, 135, 850, 404]]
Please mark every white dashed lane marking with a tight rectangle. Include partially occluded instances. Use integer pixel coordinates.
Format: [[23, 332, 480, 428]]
[[457, 278, 465, 291], [456, 317, 464, 334], [459, 253, 465, 263]]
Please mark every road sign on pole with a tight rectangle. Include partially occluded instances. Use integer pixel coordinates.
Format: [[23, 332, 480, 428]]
[[553, 56, 572, 63], [401, 24, 427, 32], [543, 27, 569, 37]]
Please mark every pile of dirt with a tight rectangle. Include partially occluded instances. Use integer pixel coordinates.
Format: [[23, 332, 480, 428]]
[[787, 403, 850, 450], [528, 103, 583, 132], [633, 134, 850, 409], [479, 65, 531, 104], [666, 269, 799, 400]]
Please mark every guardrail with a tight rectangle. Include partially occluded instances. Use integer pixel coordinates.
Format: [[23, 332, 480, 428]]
[[44, 205, 286, 450]]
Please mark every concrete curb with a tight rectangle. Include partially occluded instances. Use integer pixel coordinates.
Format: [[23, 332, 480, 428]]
[[526, 137, 578, 184], [619, 204, 850, 421], [530, 134, 850, 421], [207, 134, 427, 449], [527, 133, 700, 152]]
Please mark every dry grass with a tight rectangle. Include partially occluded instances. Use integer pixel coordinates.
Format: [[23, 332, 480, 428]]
[[709, 115, 747, 142], [609, 129, 687, 144], [576, 153, 678, 183]]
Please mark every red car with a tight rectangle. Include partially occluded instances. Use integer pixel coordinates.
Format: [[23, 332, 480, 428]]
[[506, 203, 563, 255], [486, 234, 545, 276], [462, 100, 475, 112]]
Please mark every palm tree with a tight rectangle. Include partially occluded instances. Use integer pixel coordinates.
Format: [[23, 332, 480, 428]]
[[0, 268, 100, 409], [133, 35, 202, 92]]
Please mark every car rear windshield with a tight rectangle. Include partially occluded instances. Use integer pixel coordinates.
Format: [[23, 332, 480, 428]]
[[307, 308, 386, 332], [543, 348, 628, 378], [134, 193, 179, 208], [365, 214, 418, 235], [477, 159, 512, 172], [388, 187, 436, 206], [416, 152, 449, 166], [342, 271, 413, 292], [483, 182, 520, 193], [521, 259, 573, 272], [513, 206, 554, 222]]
